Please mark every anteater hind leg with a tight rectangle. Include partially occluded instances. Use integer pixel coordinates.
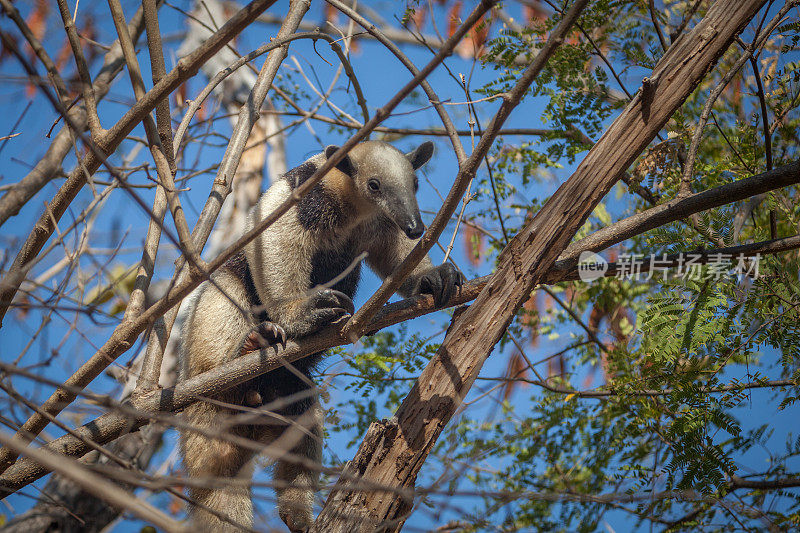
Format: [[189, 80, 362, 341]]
[[254, 369, 323, 533], [276, 399, 322, 532], [181, 398, 257, 532]]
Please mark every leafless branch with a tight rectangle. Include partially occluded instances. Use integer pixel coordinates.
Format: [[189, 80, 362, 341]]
[[55, 0, 103, 137], [0, 0, 284, 473], [679, 1, 796, 196], [0, 430, 186, 532]]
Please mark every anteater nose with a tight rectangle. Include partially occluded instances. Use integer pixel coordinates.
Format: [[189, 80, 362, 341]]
[[405, 222, 425, 239]]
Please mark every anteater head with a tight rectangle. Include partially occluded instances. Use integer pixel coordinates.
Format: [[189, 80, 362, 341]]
[[324, 141, 433, 239]]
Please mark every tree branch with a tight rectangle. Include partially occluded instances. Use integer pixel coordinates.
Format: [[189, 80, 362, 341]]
[[339, 0, 581, 342], [548, 159, 800, 280], [0, 430, 185, 532], [55, 0, 104, 137], [324, 0, 467, 163], [0, 0, 501, 477], [679, 1, 795, 196], [314, 1, 770, 529], [0, 0, 282, 473], [0, 3, 150, 228], [2, 229, 798, 496], [2, 156, 795, 495]]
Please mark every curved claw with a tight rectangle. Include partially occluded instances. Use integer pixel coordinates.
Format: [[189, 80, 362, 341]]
[[241, 321, 287, 354], [415, 263, 465, 307], [280, 290, 355, 339], [312, 288, 355, 315]]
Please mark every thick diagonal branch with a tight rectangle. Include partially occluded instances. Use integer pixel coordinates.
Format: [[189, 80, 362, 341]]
[[2, 225, 798, 495], [339, 0, 585, 341], [313, 0, 769, 530]]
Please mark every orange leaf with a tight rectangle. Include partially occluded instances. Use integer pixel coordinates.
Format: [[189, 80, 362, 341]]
[[447, 1, 463, 38], [522, 294, 538, 328], [196, 97, 207, 122], [730, 74, 742, 108], [456, 15, 493, 59], [324, 4, 339, 25], [174, 82, 188, 109], [523, 1, 547, 25], [501, 351, 530, 401], [410, 4, 427, 31], [81, 16, 98, 64], [55, 38, 72, 71], [24, 0, 50, 66], [522, 294, 539, 347], [26, 0, 50, 42], [588, 305, 604, 331], [462, 224, 483, 266], [168, 495, 183, 515]]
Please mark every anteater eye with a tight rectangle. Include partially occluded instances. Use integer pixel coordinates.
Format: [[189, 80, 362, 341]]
[[368, 178, 381, 192], [413, 176, 419, 192]]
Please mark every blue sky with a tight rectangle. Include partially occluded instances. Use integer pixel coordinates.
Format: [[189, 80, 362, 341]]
[[1, 1, 797, 531]]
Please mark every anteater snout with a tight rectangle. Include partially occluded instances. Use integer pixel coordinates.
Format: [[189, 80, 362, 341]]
[[405, 220, 425, 239]]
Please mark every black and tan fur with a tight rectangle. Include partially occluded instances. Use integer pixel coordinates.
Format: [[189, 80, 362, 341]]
[[179, 141, 463, 532]]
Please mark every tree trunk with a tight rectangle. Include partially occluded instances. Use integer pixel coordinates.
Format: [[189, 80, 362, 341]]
[[0, 2, 279, 529], [312, 0, 769, 530]]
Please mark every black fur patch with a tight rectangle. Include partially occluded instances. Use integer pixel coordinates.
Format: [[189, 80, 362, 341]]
[[238, 160, 358, 416], [309, 243, 361, 298], [283, 161, 346, 231], [220, 252, 267, 322], [224, 251, 321, 414], [282, 160, 317, 188]]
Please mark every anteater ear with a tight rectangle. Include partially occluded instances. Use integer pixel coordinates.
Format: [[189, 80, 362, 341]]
[[325, 145, 356, 177], [405, 141, 434, 170]]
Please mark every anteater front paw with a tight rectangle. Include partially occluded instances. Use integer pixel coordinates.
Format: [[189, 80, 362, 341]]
[[241, 321, 287, 355], [309, 288, 355, 314], [282, 289, 355, 339], [409, 263, 465, 307], [303, 288, 354, 330]]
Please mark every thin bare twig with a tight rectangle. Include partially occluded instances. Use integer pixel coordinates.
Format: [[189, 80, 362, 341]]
[[105, 0, 194, 398], [0, 0, 70, 102], [0, 0, 496, 489], [670, 0, 703, 42], [0, 430, 186, 532], [2, 226, 799, 495], [0, 4, 151, 229], [173, 31, 370, 155], [648, 0, 669, 53], [339, 0, 575, 341], [0, 0, 283, 473], [679, 1, 796, 196], [55, 0, 103, 137], [325, 0, 467, 164], [143, 0, 177, 172], [748, 53, 777, 238]]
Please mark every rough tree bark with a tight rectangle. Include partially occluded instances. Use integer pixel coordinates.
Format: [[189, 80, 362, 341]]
[[3, 151, 798, 495], [312, 0, 769, 530], [0, 0, 490, 478], [0, 1, 280, 530]]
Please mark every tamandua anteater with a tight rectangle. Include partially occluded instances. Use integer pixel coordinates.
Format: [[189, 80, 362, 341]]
[[179, 140, 463, 532]]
